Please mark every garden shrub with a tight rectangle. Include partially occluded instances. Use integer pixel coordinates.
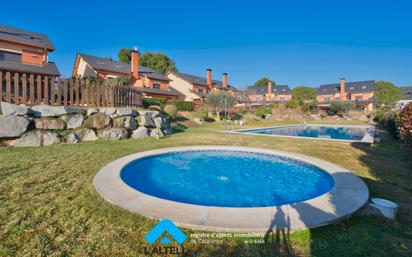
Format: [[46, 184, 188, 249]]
[[285, 100, 300, 109], [254, 106, 272, 118], [236, 107, 247, 114], [147, 105, 162, 111], [173, 101, 195, 111], [399, 102, 412, 152], [197, 108, 208, 119], [303, 102, 318, 113], [329, 101, 355, 116], [104, 77, 131, 87], [382, 110, 400, 139], [143, 98, 166, 108], [164, 105, 177, 119], [230, 112, 243, 121], [373, 109, 386, 123]]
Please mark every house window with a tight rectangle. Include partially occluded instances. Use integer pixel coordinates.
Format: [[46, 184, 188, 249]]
[[0, 50, 22, 63], [325, 96, 331, 103], [280, 96, 285, 102], [153, 83, 161, 89], [198, 88, 204, 94], [256, 96, 260, 102], [355, 95, 363, 101]]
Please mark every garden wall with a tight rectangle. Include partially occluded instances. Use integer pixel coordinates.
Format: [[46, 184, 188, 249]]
[[0, 102, 172, 147]]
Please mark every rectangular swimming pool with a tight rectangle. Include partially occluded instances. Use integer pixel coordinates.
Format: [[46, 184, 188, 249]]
[[231, 124, 375, 143]]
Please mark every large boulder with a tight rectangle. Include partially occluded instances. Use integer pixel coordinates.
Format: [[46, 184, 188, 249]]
[[34, 117, 66, 130], [87, 108, 99, 116], [1, 102, 32, 116], [84, 113, 111, 129], [98, 128, 128, 140], [113, 116, 137, 130], [75, 128, 98, 141], [150, 110, 161, 118], [67, 133, 80, 144], [137, 112, 155, 127], [31, 105, 83, 117], [99, 107, 117, 116], [43, 132, 60, 146], [131, 126, 149, 139], [61, 114, 84, 129], [0, 115, 30, 138], [153, 116, 167, 129], [117, 108, 137, 117], [12, 130, 42, 147], [12, 130, 60, 147], [149, 128, 164, 138]]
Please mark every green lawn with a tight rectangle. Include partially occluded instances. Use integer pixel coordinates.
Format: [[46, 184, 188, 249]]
[[0, 120, 411, 257]]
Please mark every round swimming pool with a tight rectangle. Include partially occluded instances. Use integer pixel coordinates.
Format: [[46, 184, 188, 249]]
[[120, 150, 334, 207], [93, 146, 369, 231]]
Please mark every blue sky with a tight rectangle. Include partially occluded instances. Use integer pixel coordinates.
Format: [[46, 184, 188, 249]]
[[2, 0, 411, 89]]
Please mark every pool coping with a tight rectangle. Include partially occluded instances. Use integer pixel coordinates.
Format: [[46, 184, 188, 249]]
[[93, 146, 369, 232], [226, 124, 375, 144]]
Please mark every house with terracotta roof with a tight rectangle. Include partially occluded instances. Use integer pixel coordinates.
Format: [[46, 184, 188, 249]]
[[246, 81, 292, 105], [0, 25, 60, 77], [72, 50, 181, 100], [166, 69, 238, 102], [316, 78, 375, 113]]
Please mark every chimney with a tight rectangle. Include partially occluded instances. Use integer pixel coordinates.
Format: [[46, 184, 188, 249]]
[[206, 69, 212, 90], [131, 47, 139, 86], [340, 78, 346, 101], [222, 73, 228, 89], [268, 80, 273, 101]]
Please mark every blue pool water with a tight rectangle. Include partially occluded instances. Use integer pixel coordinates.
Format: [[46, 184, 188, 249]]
[[241, 125, 369, 141], [121, 150, 334, 207]]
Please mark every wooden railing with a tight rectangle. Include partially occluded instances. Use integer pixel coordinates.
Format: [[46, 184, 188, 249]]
[[0, 71, 143, 107]]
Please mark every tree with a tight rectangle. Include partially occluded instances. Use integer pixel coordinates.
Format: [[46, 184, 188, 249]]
[[291, 86, 316, 105], [375, 81, 402, 111], [288, 86, 317, 112], [118, 48, 132, 64], [140, 52, 177, 75], [118, 49, 178, 75], [254, 77, 273, 87], [205, 90, 236, 118]]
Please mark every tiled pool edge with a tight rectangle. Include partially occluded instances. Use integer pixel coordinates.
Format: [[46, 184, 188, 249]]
[[93, 146, 369, 232], [226, 124, 375, 144]]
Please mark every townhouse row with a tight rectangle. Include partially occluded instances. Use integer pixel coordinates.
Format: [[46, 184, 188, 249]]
[[0, 24, 375, 113]]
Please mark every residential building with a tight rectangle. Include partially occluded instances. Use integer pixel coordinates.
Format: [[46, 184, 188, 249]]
[[316, 78, 375, 113], [72, 50, 181, 100], [0, 25, 60, 77], [166, 69, 238, 102], [246, 81, 292, 105]]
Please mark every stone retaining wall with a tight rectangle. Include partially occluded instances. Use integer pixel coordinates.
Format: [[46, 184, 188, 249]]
[[0, 102, 172, 147]]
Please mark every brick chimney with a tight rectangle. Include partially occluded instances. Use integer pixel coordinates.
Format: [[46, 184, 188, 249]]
[[131, 48, 139, 86], [206, 68, 212, 90], [267, 80, 273, 101], [340, 78, 346, 101], [222, 73, 228, 89]]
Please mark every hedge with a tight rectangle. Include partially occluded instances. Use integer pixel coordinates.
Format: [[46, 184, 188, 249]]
[[142, 98, 166, 108], [173, 101, 195, 111]]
